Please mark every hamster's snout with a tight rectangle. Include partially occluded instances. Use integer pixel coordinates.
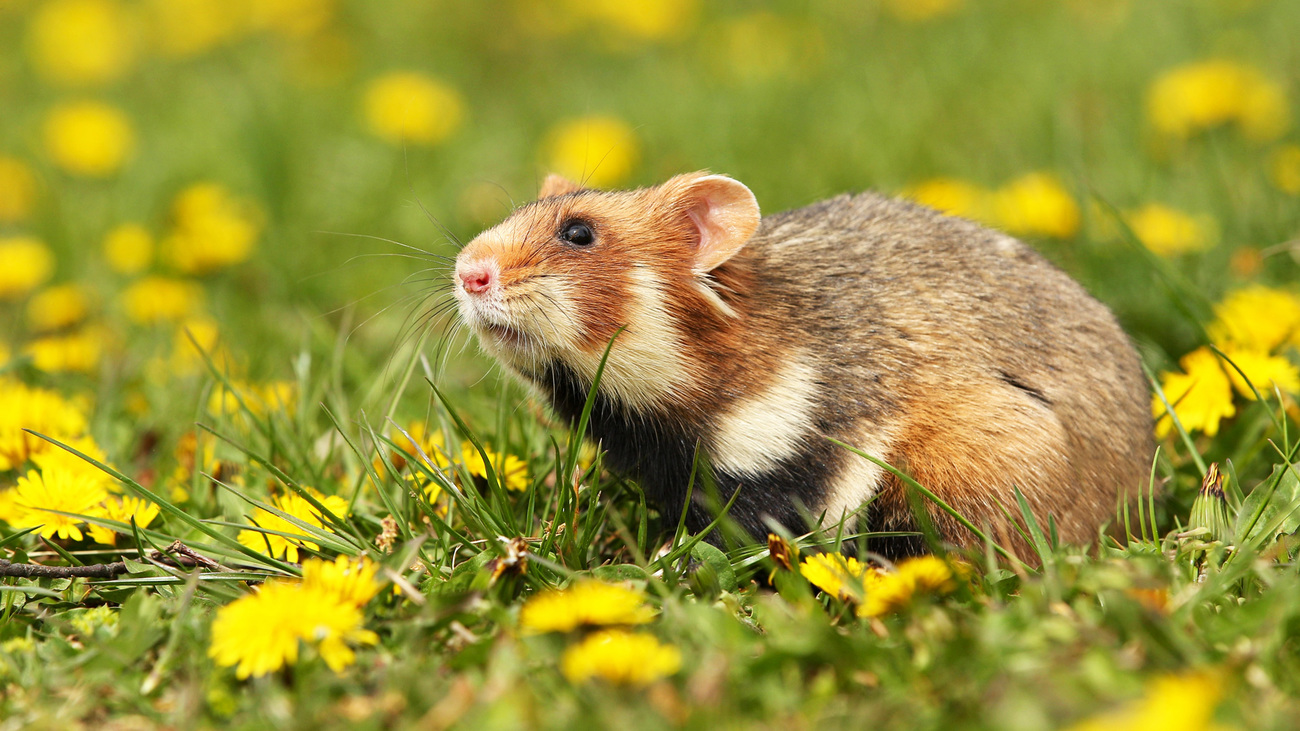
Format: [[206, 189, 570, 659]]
[[455, 260, 497, 296]]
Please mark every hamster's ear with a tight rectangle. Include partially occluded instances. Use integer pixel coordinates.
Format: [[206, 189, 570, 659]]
[[539, 174, 583, 199], [661, 173, 761, 273]]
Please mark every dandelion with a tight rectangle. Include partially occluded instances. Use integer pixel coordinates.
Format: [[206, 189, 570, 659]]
[[144, 0, 246, 58], [237, 490, 350, 563], [1065, 671, 1222, 731], [543, 116, 639, 189], [208, 381, 298, 420], [26, 0, 138, 87], [103, 223, 154, 274], [799, 552, 874, 601], [31, 435, 118, 493], [1270, 144, 1300, 195], [0, 156, 38, 223], [162, 183, 263, 274], [11, 465, 109, 541], [120, 276, 203, 324], [1207, 285, 1300, 353], [87, 496, 160, 545], [585, 0, 698, 41], [461, 442, 529, 491], [0, 237, 55, 300], [1126, 203, 1217, 257], [362, 72, 465, 146], [902, 178, 992, 223], [991, 173, 1080, 239], [0, 489, 23, 525], [208, 579, 379, 679], [43, 101, 136, 177], [246, 0, 336, 37], [26, 284, 92, 332], [302, 555, 382, 608], [1218, 345, 1300, 400], [857, 555, 964, 618], [519, 581, 656, 633], [882, 0, 965, 23], [561, 630, 682, 686], [0, 379, 88, 471], [389, 422, 452, 472], [25, 329, 105, 374], [1153, 347, 1235, 438], [1147, 60, 1289, 142]]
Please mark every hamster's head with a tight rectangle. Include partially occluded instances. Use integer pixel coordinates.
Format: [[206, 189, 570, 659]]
[[453, 171, 760, 410]]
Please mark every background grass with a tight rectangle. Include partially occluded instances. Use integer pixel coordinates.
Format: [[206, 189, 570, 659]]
[[3, 0, 1300, 728]]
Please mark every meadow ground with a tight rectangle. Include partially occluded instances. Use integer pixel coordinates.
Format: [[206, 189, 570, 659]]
[[3, 0, 1300, 728]]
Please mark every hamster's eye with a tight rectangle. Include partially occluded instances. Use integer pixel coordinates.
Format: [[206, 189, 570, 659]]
[[559, 220, 595, 247]]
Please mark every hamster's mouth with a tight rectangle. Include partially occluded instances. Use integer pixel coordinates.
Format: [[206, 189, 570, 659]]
[[484, 323, 528, 347]]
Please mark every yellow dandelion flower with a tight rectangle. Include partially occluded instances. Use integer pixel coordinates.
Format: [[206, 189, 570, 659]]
[[1207, 285, 1300, 352], [390, 422, 451, 471], [43, 101, 136, 177], [144, 0, 247, 58], [11, 466, 109, 541], [25, 328, 105, 374], [1153, 346, 1236, 439], [991, 173, 1080, 239], [26, 284, 92, 332], [1270, 144, 1300, 195], [103, 223, 154, 274], [856, 556, 963, 618], [1065, 671, 1222, 731], [208, 580, 378, 679], [585, 0, 698, 41], [166, 316, 232, 375], [902, 178, 992, 223], [561, 630, 682, 686], [87, 495, 160, 545], [362, 72, 465, 146], [0, 237, 55, 300], [1147, 60, 1289, 142], [543, 116, 639, 189], [0, 156, 38, 223], [799, 552, 874, 601], [0, 379, 88, 471], [460, 442, 529, 491], [519, 581, 656, 633], [237, 490, 349, 563], [882, 0, 965, 23], [120, 276, 203, 324], [26, 0, 138, 87], [31, 435, 118, 492], [302, 555, 381, 608], [208, 380, 298, 419], [1218, 346, 1300, 400], [162, 183, 262, 274], [0, 488, 24, 525], [896, 555, 961, 593], [1126, 203, 1217, 257]]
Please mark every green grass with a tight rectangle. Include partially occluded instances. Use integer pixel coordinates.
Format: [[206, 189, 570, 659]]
[[4, 0, 1300, 728]]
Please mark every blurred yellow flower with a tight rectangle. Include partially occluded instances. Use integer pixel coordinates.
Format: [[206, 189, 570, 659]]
[[391, 422, 451, 471], [1126, 203, 1217, 257], [120, 276, 203, 324], [31, 434, 118, 492], [162, 183, 262, 274], [857, 555, 963, 618], [799, 552, 873, 601], [460, 442, 529, 491], [0, 379, 88, 471], [1065, 671, 1222, 731], [27, 0, 138, 87], [1153, 347, 1235, 439], [24, 329, 105, 374], [1218, 346, 1300, 401], [208, 578, 378, 679], [0, 157, 38, 223], [362, 72, 465, 146], [145, 0, 246, 58], [0, 237, 55, 300], [0, 488, 22, 525], [208, 380, 298, 419], [1147, 60, 1289, 142], [247, 0, 336, 37], [87, 495, 160, 545], [712, 12, 825, 84], [237, 489, 349, 563], [43, 101, 135, 177], [882, 0, 965, 23], [561, 630, 682, 686], [902, 177, 992, 222], [991, 173, 1080, 239], [11, 464, 109, 541], [588, 0, 697, 40], [544, 116, 639, 189], [302, 555, 381, 608], [27, 284, 92, 332], [1207, 285, 1300, 353], [1269, 144, 1300, 195], [519, 581, 656, 633], [103, 223, 154, 274]]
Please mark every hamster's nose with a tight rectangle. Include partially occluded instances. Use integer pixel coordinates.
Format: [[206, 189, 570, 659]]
[[458, 264, 494, 295]]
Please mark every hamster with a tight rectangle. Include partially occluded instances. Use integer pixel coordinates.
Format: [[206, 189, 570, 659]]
[[451, 171, 1153, 557]]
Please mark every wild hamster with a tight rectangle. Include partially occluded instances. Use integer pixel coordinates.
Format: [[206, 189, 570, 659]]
[[452, 171, 1153, 557]]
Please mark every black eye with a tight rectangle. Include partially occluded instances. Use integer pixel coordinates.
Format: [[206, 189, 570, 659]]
[[559, 220, 595, 247]]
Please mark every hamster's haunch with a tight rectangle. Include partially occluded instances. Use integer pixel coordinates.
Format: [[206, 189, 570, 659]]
[[452, 171, 1153, 557]]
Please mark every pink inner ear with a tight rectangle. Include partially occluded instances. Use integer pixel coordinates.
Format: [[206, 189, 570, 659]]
[[684, 176, 760, 273]]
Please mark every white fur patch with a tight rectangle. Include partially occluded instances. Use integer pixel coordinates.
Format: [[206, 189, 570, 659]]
[[709, 358, 819, 476], [818, 429, 895, 530]]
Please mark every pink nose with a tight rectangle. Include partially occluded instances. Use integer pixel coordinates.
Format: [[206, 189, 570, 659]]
[[459, 265, 493, 294]]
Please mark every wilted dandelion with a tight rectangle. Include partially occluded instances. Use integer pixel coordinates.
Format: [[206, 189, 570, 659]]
[[26, 0, 138, 87], [0, 157, 38, 223], [1209, 285, 1300, 352], [0, 237, 55, 300], [120, 276, 203, 324], [162, 183, 263, 274], [237, 490, 350, 563], [103, 223, 154, 275], [362, 72, 465, 146], [519, 581, 656, 633], [991, 173, 1080, 239], [543, 116, 639, 189], [0, 380, 88, 470], [87, 495, 160, 545], [1147, 60, 1289, 142], [1153, 347, 1236, 438], [42, 101, 136, 177], [561, 630, 682, 686], [1126, 203, 1217, 257]]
